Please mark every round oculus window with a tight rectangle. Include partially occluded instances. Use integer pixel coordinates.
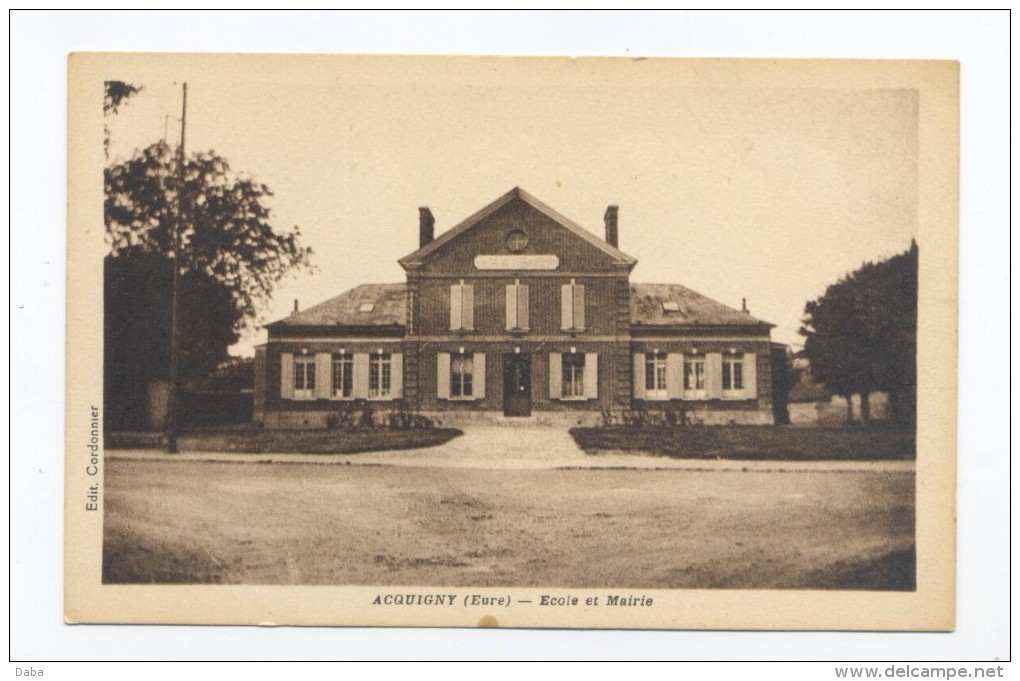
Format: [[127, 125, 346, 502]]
[[505, 230, 529, 253]]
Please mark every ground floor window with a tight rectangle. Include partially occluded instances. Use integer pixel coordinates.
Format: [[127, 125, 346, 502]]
[[332, 354, 353, 398], [722, 353, 744, 397], [562, 353, 586, 398], [451, 352, 474, 398], [369, 352, 392, 398], [645, 352, 668, 399], [294, 355, 316, 399], [684, 356, 706, 399]]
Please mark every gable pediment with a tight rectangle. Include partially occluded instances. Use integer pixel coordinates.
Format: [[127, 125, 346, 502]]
[[398, 187, 636, 273]]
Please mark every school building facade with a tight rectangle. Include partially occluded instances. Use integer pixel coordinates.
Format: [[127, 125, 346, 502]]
[[254, 188, 779, 427]]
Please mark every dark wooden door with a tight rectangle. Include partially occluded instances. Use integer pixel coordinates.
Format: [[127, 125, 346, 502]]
[[503, 353, 532, 417]]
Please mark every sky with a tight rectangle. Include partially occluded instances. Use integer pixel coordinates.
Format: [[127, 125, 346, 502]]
[[106, 56, 918, 355]]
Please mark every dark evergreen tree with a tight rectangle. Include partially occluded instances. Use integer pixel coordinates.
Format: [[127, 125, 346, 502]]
[[800, 242, 917, 425]]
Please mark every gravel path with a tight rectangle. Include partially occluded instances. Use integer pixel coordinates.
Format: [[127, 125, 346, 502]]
[[108, 426, 915, 473]]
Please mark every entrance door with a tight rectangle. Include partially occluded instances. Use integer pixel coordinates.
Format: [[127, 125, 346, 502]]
[[503, 353, 532, 417]]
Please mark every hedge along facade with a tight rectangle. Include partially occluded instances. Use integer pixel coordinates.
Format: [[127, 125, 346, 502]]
[[255, 187, 776, 427]]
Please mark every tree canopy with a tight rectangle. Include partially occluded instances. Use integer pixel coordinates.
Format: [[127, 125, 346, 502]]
[[103, 86, 313, 429], [799, 242, 917, 424], [105, 140, 313, 329]]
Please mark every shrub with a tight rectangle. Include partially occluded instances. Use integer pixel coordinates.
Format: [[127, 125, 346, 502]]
[[359, 402, 375, 428]]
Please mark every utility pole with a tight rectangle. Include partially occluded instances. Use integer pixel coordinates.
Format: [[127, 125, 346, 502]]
[[166, 83, 187, 453]]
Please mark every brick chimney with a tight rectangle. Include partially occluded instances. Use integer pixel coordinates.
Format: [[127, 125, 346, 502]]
[[419, 207, 435, 248], [604, 205, 619, 248]]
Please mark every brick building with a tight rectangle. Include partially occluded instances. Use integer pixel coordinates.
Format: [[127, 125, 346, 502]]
[[254, 188, 777, 427]]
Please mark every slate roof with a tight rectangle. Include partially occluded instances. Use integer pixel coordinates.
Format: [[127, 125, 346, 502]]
[[398, 187, 638, 268], [629, 283, 772, 328], [269, 283, 406, 327], [270, 281, 772, 329]]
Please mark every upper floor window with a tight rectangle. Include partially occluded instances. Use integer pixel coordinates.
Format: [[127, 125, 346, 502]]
[[293, 355, 316, 400], [644, 352, 668, 399], [332, 353, 353, 399], [505, 279, 530, 331], [722, 353, 744, 398], [369, 352, 392, 398], [560, 279, 585, 331], [450, 280, 475, 331]]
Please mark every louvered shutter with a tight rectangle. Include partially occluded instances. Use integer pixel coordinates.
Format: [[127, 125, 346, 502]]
[[518, 284, 530, 330], [462, 284, 474, 330], [666, 353, 684, 398], [706, 353, 723, 399], [315, 353, 332, 399], [474, 353, 486, 399], [450, 284, 462, 330], [743, 352, 757, 399], [560, 284, 573, 330], [632, 353, 645, 399], [390, 353, 403, 398], [573, 284, 585, 331], [584, 353, 598, 398], [437, 353, 451, 399], [280, 353, 294, 399], [353, 353, 370, 399], [549, 352, 562, 399], [505, 284, 517, 330]]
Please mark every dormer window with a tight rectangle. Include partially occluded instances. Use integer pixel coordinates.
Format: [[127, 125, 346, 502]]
[[358, 302, 375, 312], [661, 300, 681, 313]]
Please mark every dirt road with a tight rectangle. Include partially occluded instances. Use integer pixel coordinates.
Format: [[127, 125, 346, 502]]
[[103, 459, 914, 590]]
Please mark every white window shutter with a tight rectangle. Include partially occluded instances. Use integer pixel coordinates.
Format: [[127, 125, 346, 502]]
[[315, 353, 332, 399], [560, 284, 573, 330], [743, 352, 757, 398], [390, 352, 403, 399], [666, 353, 684, 398], [280, 352, 294, 399], [632, 353, 645, 399], [573, 284, 585, 331], [584, 352, 598, 398], [437, 353, 451, 399], [549, 352, 562, 399], [462, 284, 474, 330], [505, 284, 517, 330], [450, 284, 462, 330], [706, 353, 723, 399], [353, 353, 370, 399], [474, 353, 486, 399], [518, 284, 530, 330]]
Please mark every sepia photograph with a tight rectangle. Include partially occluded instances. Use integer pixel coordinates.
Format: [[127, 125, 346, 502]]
[[64, 52, 958, 630]]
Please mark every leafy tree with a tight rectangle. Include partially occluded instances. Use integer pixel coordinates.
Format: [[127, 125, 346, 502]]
[[104, 81, 141, 115], [800, 242, 917, 425], [103, 92, 313, 428], [105, 140, 313, 326], [104, 81, 141, 157]]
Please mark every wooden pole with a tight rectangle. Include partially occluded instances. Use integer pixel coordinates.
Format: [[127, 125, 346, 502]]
[[166, 83, 187, 453]]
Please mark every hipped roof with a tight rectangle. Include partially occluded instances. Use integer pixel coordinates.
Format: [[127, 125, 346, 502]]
[[269, 281, 771, 329]]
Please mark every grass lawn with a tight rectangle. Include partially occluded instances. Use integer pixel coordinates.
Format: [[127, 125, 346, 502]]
[[106, 427, 463, 455], [570, 425, 915, 461], [103, 459, 915, 590]]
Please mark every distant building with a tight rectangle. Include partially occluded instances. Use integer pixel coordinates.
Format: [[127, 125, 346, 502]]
[[254, 188, 778, 426]]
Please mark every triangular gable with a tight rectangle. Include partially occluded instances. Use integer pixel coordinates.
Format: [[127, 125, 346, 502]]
[[398, 187, 637, 269]]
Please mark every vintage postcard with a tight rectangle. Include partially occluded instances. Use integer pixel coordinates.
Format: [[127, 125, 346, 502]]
[[65, 53, 958, 629]]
